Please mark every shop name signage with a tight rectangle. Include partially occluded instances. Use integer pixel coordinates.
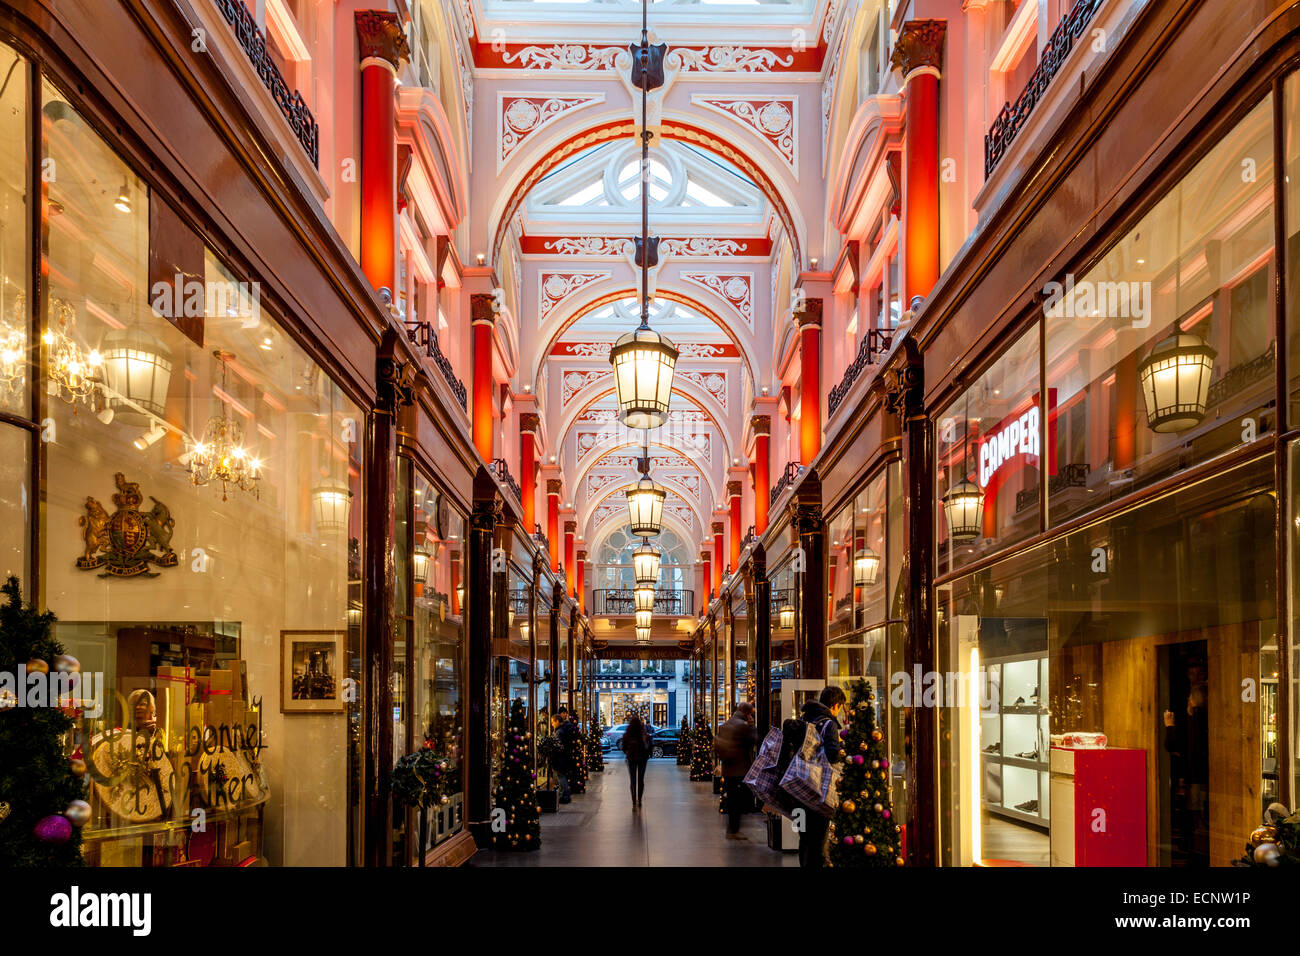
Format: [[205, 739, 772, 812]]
[[977, 405, 1040, 488]]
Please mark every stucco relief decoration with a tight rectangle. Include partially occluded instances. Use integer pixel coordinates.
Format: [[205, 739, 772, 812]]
[[561, 369, 610, 406], [662, 472, 702, 500], [601, 453, 695, 471], [682, 272, 752, 328], [501, 44, 629, 71], [499, 93, 604, 169], [590, 505, 619, 529], [585, 472, 624, 498], [675, 343, 727, 360], [576, 431, 604, 462], [540, 271, 610, 321], [577, 407, 619, 423], [682, 432, 712, 463], [823, 31, 843, 148], [666, 503, 695, 528], [678, 369, 728, 411], [667, 46, 794, 72], [545, 237, 633, 256], [667, 409, 709, 424], [693, 96, 798, 172], [561, 341, 615, 358], [543, 237, 749, 257]]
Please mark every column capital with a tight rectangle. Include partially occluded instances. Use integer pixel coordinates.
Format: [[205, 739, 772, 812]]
[[750, 414, 771, 436], [355, 10, 411, 71], [890, 19, 947, 83], [471, 292, 498, 327], [712, 521, 725, 536], [546, 478, 563, 496], [520, 412, 541, 435], [564, 520, 576, 533], [726, 480, 742, 499], [794, 298, 823, 330], [576, 549, 587, 562]]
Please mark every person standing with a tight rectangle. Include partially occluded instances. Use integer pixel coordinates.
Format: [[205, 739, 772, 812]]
[[552, 707, 577, 804], [714, 702, 759, 838], [620, 712, 651, 808], [796, 686, 846, 867]]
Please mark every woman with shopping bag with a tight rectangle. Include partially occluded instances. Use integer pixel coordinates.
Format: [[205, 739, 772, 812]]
[[785, 686, 846, 867]]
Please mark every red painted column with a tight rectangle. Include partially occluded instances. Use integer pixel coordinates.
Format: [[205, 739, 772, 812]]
[[712, 520, 724, 591], [893, 20, 947, 305], [701, 551, 712, 606], [470, 294, 496, 462], [576, 550, 586, 615], [564, 520, 576, 596], [355, 12, 407, 296], [727, 480, 742, 570], [450, 550, 461, 616], [546, 479, 561, 571], [520, 414, 539, 532], [752, 414, 772, 534], [797, 301, 823, 466]]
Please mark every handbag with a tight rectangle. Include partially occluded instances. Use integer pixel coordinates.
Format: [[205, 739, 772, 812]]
[[778, 719, 841, 818], [744, 727, 798, 817]]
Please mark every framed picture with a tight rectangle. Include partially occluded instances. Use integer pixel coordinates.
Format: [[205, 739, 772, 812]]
[[280, 630, 346, 714]]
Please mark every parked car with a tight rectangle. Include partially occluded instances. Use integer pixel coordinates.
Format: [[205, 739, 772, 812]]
[[649, 728, 679, 758], [601, 724, 628, 752]]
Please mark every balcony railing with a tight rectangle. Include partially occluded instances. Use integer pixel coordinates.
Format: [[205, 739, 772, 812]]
[[828, 328, 894, 418], [404, 318, 468, 411], [215, 0, 319, 167], [592, 589, 695, 617], [770, 462, 804, 508], [491, 458, 522, 503], [984, 0, 1102, 177], [1015, 463, 1091, 513]]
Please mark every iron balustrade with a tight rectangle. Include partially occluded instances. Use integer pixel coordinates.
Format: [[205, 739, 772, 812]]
[[984, 0, 1102, 178], [1015, 462, 1091, 513], [770, 462, 804, 508], [404, 318, 468, 411], [592, 589, 695, 617], [491, 458, 522, 503], [828, 328, 894, 418], [214, 0, 320, 167]]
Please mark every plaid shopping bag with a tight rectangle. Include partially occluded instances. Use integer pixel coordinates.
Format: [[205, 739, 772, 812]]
[[778, 720, 841, 817], [744, 727, 796, 815]]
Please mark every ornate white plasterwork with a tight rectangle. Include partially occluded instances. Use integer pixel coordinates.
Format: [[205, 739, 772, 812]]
[[675, 343, 728, 360], [577, 407, 619, 423], [691, 95, 798, 175], [590, 504, 619, 528], [498, 43, 795, 74], [599, 453, 696, 471], [681, 272, 753, 328], [498, 92, 605, 170], [540, 270, 610, 322], [661, 472, 702, 501], [561, 369, 610, 406], [665, 503, 696, 528], [667, 46, 795, 73], [541, 237, 752, 257], [561, 341, 614, 358], [678, 369, 728, 411], [500, 44, 629, 71], [585, 472, 625, 499]]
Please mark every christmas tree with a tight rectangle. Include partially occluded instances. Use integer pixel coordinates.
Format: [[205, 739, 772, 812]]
[[828, 679, 903, 868], [587, 720, 604, 772], [689, 713, 713, 781], [491, 697, 540, 851], [0, 577, 88, 867], [676, 716, 692, 765], [392, 745, 451, 864], [569, 715, 588, 794]]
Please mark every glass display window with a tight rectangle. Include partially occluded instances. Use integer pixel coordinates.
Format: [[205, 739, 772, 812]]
[[1047, 94, 1276, 527], [936, 327, 1042, 577], [40, 81, 363, 867]]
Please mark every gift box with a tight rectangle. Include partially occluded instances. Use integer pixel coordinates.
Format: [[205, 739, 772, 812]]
[[1051, 731, 1107, 749]]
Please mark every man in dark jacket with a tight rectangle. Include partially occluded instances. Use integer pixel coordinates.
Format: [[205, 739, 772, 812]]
[[715, 702, 760, 836], [796, 686, 846, 867], [552, 707, 578, 803]]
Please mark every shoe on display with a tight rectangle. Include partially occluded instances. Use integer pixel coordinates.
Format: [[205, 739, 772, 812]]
[[1013, 696, 1026, 706], [1015, 748, 1038, 760], [983, 741, 1001, 753], [1013, 798, 1039, 813]]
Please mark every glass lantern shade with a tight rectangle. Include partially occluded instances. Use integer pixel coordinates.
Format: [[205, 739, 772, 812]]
[[632, 541, 661, 585], [312, 481, 352, 534], [456, 585, 465, 609], [1138, 333, 1217, 433], [633, 585, 655, 614], [778, 604, 795, 630], [609, 325, 678, 429], [519, 621, 530, 643], [100, 326, 173, 423], [412, 544, 430, 584], [853, 547, 881, 587], [346, 604, 362, 629], [625, 475, 667, 537], [942, 479, 984, 542], [634, 625, 652, 644], [635, 608, 653, 629]]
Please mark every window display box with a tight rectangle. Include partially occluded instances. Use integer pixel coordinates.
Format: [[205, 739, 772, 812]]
[[1049, 746, 1146, 866]]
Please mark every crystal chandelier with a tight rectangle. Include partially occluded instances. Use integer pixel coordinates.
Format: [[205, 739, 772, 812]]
[[0, 293, 26, 399], [43, 298, 102, 406], [189, 350, 261, 500]]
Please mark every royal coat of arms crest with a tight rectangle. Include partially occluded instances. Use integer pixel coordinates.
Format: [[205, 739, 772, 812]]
[[77, 472, 179, 578]]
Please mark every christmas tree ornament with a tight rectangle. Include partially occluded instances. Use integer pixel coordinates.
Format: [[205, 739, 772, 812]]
[[1250, 825, 1278, 847], [0, 689, 16, 710], [842, 836, 855, 846], [0, 802, 9, 821], [895, 856, 905, 866], [827, 679, 901, 869], [871, 730, 883, 742], [64, 800, 91, 827], [863, 842, 876, 855], [871, 760, 879, 769], [1254, 842, 1281, 866], [53, 655, 80, 674], [33, 814, 72, 844], [26, 657, 48, 675], [874, 803, 883, 813], [842, 799, 856, 814]]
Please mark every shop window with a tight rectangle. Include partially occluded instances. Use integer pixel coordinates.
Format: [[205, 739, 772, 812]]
[[938, 456, 1274, 866], [936, 327, 1042, 577], [1046, 94, 1276, 528], [1284, 72, 1300, 426], [41, 83, 363, 867]]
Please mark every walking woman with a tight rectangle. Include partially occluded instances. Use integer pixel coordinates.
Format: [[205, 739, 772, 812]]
[[619, 712, 652, 808]]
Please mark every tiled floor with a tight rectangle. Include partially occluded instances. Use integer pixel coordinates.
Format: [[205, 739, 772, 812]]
[[471, 755, 798, 867]]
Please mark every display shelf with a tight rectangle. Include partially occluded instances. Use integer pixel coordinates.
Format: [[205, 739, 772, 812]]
[[980, 650, 1049, 830]]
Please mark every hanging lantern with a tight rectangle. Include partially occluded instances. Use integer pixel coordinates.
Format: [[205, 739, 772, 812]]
[[633, 540, 661, 585], [635, 625, 652, 645], [100, 325, 173, 423], [456, 584, 465, 610], [625, 474, 666, 537], [778, 603, 795, 630], [854, 546, 881, 587], [609, 326, 678, 430], [1138, 333, 1217, 433], [942, 479, 984, 542], [634, 585, 655, 615], [519, 621, 530, 643], [312, 480, 352, 534], [635, 608, 653, 630], [412, 543, 430, 584], [346, 604, 362, 629], [508, 606, 516, 628]]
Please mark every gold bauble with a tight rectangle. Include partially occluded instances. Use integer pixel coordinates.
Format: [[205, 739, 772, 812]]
[[26, 658, 48, 675], [871, 730, 883, 742], [1250, 826, 1278, 847], [895, 856, 905, 866], [863, 842, 877, 855], [873, 803, 883, 813], [842, 799, 856, 814]]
